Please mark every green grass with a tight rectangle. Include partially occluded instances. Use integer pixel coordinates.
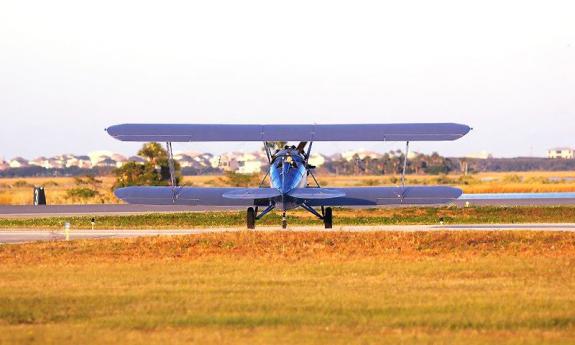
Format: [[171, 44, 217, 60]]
[[0, 231, 574, 344], [1, 206, 575, 229]]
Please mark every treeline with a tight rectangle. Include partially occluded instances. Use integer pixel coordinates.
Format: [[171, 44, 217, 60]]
[[456, 157, 575, 172], [2, 155, 575, 178], [318, 155, 575, 175], [0, 166, 115, 178], [319, 152, 455, 175]]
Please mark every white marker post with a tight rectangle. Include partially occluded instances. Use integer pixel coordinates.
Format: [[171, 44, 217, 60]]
[[64, 222, 70, 241]]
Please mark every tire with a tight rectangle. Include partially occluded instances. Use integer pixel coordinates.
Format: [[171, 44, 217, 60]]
[[324, 207, 333, 229], [247, 207, 256, 229], [281, 219, 287, 229]]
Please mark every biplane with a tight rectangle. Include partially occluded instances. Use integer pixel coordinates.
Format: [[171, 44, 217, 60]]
[[107, 123, 471, 229]]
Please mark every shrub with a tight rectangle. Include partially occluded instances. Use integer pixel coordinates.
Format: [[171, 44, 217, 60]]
[[65, 188, 99, 201]]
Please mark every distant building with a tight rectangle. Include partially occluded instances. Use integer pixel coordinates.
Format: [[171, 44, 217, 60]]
[[237, 160, 262, 174], [128, 156, 147, 164], [308, 153, 327, 167], [0, 160, 8, 171], [9, 157, 29, 168], [341, 150, 382, 161], [465, 151, 493, 159], [88, 151, 115, 166], [66, 155, 92, 169], [95, 158, 117, 168], [175, 154, 196, 168], [407, 151, 420, 160], [111, 154, 127, 168], [210, 151, 264, 174], [29, 156, 51, 169], [548, 147, 574, 159]]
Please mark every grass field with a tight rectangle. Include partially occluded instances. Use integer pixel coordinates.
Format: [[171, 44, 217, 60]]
[[0, 231, 574, 344], [1, 206, 575, 229], [1, 171, 574, 205]]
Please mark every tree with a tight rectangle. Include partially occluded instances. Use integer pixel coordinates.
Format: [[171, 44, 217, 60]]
[[113, 142, 181, 189], [138, 142, 167, 164]]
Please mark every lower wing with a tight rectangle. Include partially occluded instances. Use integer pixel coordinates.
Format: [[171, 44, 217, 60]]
[[114, 187, 278, 206], [114, 186, 462, 206], [303, 186, 462, 206]]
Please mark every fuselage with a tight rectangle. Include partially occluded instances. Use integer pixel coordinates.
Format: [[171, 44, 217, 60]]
[[269, 148, 308, 210]]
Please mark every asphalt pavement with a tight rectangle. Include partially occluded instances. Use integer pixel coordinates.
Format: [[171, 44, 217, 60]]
[[0, 195, 574, 218], [1, 224, 574, 244]]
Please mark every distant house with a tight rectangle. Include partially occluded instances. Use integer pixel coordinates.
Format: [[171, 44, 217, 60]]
[[9, 157, 29, 168], [237, 159, 262, 174], [175, 154, 196, 168], [89, 151, 115, 166], [47, 158, 65, 169], [308, 153, 327, 167], [548, 148, 574, 159], [128, 156, 147, 164], [341, 150, 382, 161], [96, 158, 118, 168], [465, 151, 494, 160], [66, 155, 92, 169], [111, 154, 127, 168], [29, 156, 52, 169], [210, 152, 264, 174]]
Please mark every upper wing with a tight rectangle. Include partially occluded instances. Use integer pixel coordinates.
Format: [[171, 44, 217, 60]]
[[304, 186, 462, 206], [114, 186, 274, 206], [106, 123, 471, 142]]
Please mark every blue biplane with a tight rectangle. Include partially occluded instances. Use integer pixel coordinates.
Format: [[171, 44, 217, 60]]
[[107, 123, 471, 229]]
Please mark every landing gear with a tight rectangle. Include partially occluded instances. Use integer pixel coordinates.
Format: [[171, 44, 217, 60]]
[[247, 207, 256, 229], [281, 212, 287, 229], [323, 207, 333, 229]]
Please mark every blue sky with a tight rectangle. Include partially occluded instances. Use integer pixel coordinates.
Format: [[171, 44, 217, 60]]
[[0, 0, 573, 160]]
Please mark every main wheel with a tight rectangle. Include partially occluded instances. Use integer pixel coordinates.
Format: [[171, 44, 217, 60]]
[[247, 207, 256, 229], [281, 219, 287, 229], [323, 207, 333, 229]]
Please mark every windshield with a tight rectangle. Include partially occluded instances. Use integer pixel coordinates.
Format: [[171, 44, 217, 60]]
[[273, 153, 303, 169]]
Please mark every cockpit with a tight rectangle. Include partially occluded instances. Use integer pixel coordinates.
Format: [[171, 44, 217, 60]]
[[269, 148, 307, 192], [274, 153, 300, 169]]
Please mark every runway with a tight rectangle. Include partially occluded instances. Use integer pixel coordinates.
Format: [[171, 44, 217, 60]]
[[1, 224, 574, 244], [0, 195, 574, 218], [0, 204, 244, 218]]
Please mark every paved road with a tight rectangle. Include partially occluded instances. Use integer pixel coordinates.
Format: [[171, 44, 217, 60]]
[[1, 224, 574, 244], [0, 204, 244, 218], [1, 196, 574, 218]]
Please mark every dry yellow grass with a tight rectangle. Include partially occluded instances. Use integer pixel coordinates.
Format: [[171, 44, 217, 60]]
[[0, 231, 574, 344], [2, 231, 574, 263], [0, 176, 117, 205], [1, 171, 574, 205]]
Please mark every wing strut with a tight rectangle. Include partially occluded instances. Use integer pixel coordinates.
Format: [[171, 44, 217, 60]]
[[305, 141, 313, 164], [302, 141, 320, 188], [401, 141, 410, 187], [166, 142, 178, 202], [259, 142, 272, 187], [263, 141, 272, 163]]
